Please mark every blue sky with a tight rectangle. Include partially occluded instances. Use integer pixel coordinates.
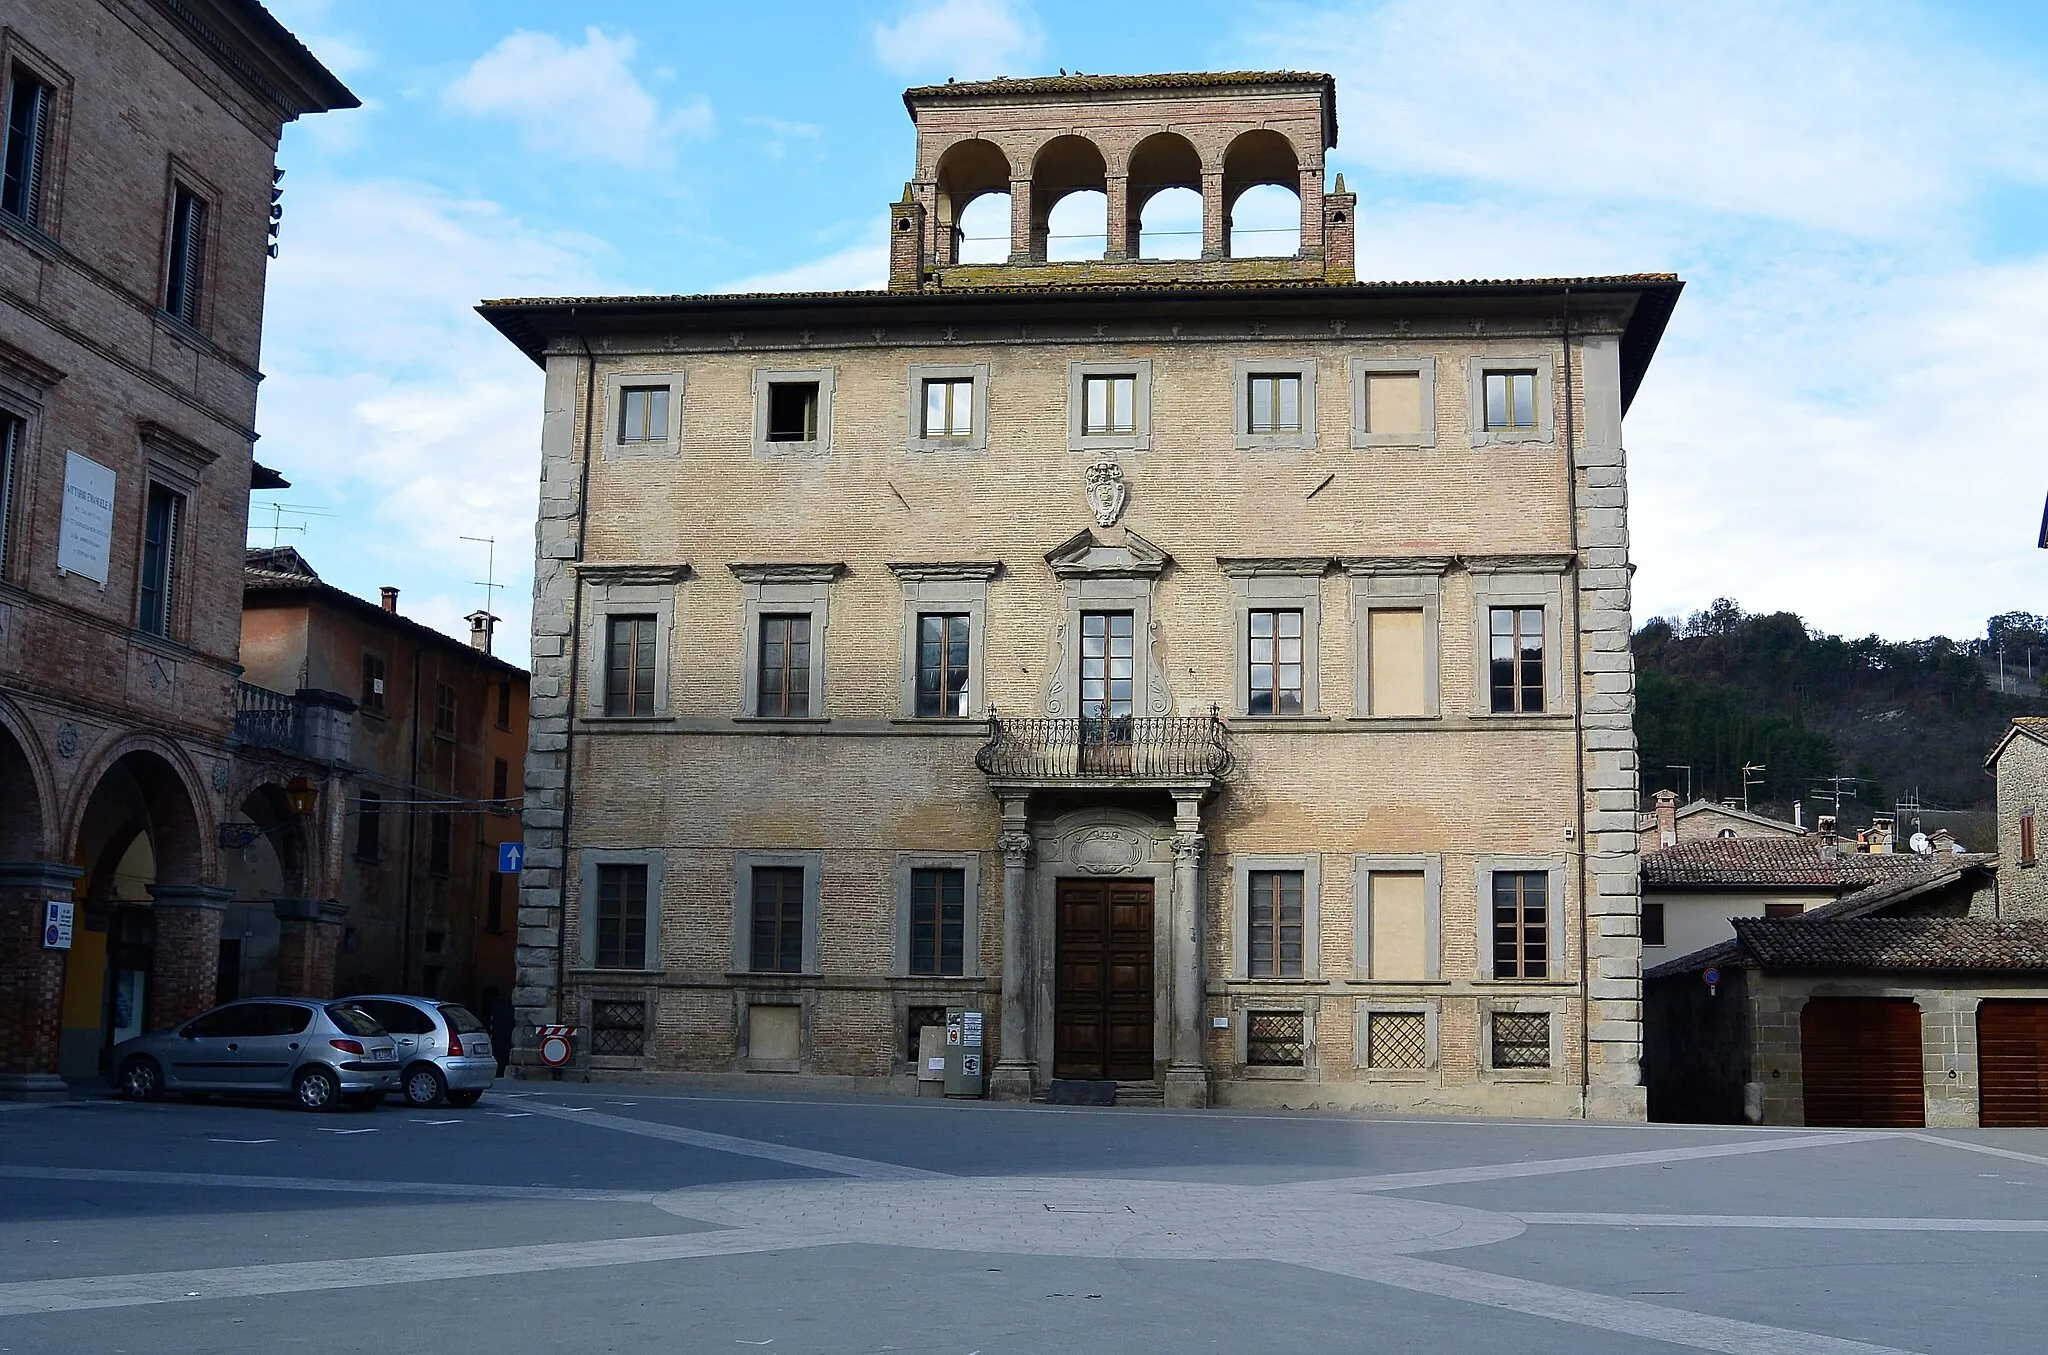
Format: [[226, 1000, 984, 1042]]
[[254, 0, 2048, 666]]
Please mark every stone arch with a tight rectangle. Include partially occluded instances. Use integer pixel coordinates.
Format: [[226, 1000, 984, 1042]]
[[65, 734, 215, 890], [1222, 129, 1303, 258], [933, 137, 1011, 266], [0, 697, 53, 861], [233, 782, 308, 900], [1126, 132, 1202, 259], [1029, 134, 1108, 261]]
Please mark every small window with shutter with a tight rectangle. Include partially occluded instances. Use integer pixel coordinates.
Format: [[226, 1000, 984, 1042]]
[[164, 186, 208, 326], [2, 67, 53, 229], [137, 485, 182, 637]]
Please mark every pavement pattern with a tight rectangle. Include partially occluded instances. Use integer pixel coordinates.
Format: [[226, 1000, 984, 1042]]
[[2, 1084, 2045, 1353]]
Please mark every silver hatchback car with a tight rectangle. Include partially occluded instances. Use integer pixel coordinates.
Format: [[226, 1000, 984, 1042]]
[[111, 998, 400, 1111], [347, 996, 495, 1108]]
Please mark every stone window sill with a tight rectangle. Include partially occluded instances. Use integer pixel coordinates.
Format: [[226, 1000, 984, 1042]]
[[1235, 1065, 1313, 1080]]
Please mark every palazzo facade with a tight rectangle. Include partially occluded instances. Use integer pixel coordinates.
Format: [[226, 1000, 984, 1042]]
[[486, 73, 1679, 1115]]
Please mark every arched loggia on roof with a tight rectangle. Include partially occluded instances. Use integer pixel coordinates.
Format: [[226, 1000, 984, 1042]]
[[1126, 131, 1202, 259], [933, 138, 1011, 266], [1222, 129, 1303, 258], [1029, 134, 1107, 262]]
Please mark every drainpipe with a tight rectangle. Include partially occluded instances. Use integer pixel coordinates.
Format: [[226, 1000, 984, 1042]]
[[1562, 287, 1594, 1119]]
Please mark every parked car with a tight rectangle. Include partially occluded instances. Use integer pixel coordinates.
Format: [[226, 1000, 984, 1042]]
[[111, 999, 399, 1111], [344, 996, 495, 1107]]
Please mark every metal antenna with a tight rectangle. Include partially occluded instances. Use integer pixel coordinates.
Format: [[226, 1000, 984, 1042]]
[[248, 501, 332, 550], [1664, 764, 1693, 804], [460, 535, 502, 616], [1740, 762, 1767, 813]]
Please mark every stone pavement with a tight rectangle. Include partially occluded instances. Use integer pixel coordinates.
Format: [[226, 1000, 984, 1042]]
[[1, 1084, 2045, 1353]]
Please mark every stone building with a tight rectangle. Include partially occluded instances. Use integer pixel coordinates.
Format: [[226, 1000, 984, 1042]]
[[1987, 716, 2048, 916], [0, 2, 352, 1097], [482, 72, 1681, 1115], [240, 549, 527, 1016]]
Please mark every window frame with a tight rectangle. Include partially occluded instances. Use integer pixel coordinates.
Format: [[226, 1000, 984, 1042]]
[[602, 369, 686, 460], [1230, 853, 1323, 980], [433, 681, 458, 739], [1350, 357, 1438, 449], [1465, 354, 1556, 447], [1475, 856, 1567, 982], [1350, 853, 1443, 982], [751, 367, 835, 457], [890, 563, 995, 720], [592, 862, 649, 969], [496, 680, 512, 730], [0, 408, 22, 583], [904, 363, 989, 453], [1478, 1000, 1562, 1078], [359, 650, 388, 716], [733, 563, 839, 721], [731, 851, 822, 976], [892, 852, 982, 978], [1, 60, 55, 232], [1346, 558, 1447, 720], [1230, 998, 1316, 1078], [1354, 1000, 1440, 1076], [1468, 560, 1569, 718], [160, 177, 213, 331], [603, 613, 660, 717], [1221, 560, 1326, 719], [1642, 900, 1666, 949], [580, 566, 683, 721], [576, 848, 664, 973], [135, 482, 183, 638], [1232, 358, 1318, 451], [1487, 605, 1547, 715], [1066, 359, 1152, 453]]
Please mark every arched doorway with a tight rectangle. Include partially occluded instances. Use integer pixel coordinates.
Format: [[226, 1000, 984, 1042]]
[[0, 711, 74, 1098], [62, 746, 220, 1076], [219, 783, 307, 1001]]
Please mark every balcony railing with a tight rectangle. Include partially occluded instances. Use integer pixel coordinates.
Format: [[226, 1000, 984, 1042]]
[[234, 681, 303, 754], [974, 711, 1234, 783]]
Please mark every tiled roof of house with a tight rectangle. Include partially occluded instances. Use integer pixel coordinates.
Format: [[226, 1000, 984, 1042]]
[[243, 550, 528, 678], [1985, 716, 2048, 768], [1730, 918, 2048, 973], [1641, 838, 1958, 894]]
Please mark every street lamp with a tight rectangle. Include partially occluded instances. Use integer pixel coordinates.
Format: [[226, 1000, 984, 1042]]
[[284, 775, 318, 818]]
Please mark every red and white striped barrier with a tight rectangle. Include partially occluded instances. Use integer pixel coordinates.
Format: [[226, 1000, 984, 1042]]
[[535, 1024, 577, 1067]]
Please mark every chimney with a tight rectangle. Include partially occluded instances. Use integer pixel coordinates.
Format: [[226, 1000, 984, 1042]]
[[1653, 789, 1678, 848], [1930, 827, 1958, 854], [380, 586, 399, 613], [1793, 800, 1804, 830], [1817, 814, 1839, 863], [466, 610, 498, 655], [1869, 813, 1895, 855]]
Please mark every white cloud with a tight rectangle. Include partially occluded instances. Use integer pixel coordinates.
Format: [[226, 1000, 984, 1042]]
[[873, 0, 1042, 81], [445, 27, 711, 165]]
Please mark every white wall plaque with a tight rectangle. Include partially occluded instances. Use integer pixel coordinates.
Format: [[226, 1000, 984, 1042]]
[[58, 452, 116, 584]]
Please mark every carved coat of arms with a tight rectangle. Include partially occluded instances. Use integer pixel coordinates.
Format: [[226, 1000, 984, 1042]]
[[1085, 459, 1127, 527]]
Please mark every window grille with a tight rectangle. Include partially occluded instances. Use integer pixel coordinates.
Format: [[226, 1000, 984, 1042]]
[[1367, 1011, 1428, 1070], [1491, 1011, 1551, 1069], [590, 998, 647, 1056], [905, 1005, 947, 1063], [1245, 1010, 1306, 1067]]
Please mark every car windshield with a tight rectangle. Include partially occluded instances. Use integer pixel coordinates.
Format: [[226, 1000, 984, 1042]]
[[438, 1004, 487, 1034], [326, 1003, 387, 1037]]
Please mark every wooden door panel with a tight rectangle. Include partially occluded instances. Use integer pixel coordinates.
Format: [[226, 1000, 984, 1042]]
[[1801, 998, 1924, 1129], [1979, 1001, 2048, 1128], [1055, 877, 1155, 1081]]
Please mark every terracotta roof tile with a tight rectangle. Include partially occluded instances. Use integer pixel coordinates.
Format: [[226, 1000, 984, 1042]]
[[1641, 838, 1950, 892], [1731, 918, 2048, 972]]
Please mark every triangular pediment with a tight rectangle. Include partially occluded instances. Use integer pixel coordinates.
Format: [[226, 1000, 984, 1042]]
[[1044, 528, 1171, 579]]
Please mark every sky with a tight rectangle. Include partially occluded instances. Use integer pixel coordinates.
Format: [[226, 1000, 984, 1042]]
[[252, 0, 2048, 667]]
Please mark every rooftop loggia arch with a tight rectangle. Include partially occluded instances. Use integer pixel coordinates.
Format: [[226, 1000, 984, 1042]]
[[1220, 129, 1303, 258], [1027, 134, 1108, 262], [1125, 132, 1202, 259], [933, 138, 1011, 266]]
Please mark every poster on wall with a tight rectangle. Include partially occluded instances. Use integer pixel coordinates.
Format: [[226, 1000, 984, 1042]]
[[57, 452, 116, 584]]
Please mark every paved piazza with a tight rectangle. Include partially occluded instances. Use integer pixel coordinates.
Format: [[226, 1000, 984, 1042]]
[[3, 1087, 2046, 1353]]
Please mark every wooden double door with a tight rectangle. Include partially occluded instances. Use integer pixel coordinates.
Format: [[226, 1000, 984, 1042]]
[[1054, 878, 1156, 1081]]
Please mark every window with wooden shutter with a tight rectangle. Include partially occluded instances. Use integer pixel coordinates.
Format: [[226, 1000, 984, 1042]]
[[2, 69, 52, 228], [0, 412, 19, 580], [164, 186, 208, 325], [138, 485, 182, 637]]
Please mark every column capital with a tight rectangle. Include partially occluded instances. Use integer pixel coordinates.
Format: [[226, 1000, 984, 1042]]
[[997, 831, 1033, 866], [147, 884, 234, 911], [1171, 832, 1206, 864], [0, 861, 84, 892]]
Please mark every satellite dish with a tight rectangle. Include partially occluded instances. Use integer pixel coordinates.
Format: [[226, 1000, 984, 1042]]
[[1910, 832, 1932, 855]]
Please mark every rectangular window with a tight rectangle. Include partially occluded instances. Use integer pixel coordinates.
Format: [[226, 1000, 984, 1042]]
[[1491, 1011, 1551, 1068], [766, 381, 819, 442], [1247, 870, 1306, 979], [590, 997, 647, 1056], [1361, 371, 1422, 436], [618, 385, 669, 444], [1247, 609, 1304, 715], [921, 378, 973, 438], [757, 614, 811, 717], [749, 866, 805, 973], [1368, 609, 1427, 716], [1366, 871, 1429, 980], [1245, 1010, 1306, 1067], [354, 791, 381, 861], [434, 682, 457, 738], [429, 810, 451, 875], [1081, 374, 1136, 435], [2022, 809, 2037, 867], [594, 863, 647, 969], [1488, 607, 1545, 714], [1483, 370, 1537, 431], [492, 757, 509, 805], [1491, 871, 1549, 979], [604, 615, 657, 716], [1642, 901, 1666, 947], [1245, 373, 1303, 434], [0, 411, 19, 578], [1367, 1011, 1429, 1070], [496, 680, 512, 729], [360, 652, 387, 714], [2, 68, 51, 227], [486, 872, 504, 932], [914, 613, 970, 717], [164, 186, 207, 326], [1763, 903, 1805, 920], [908, 867, 966, 977], [1079, 611, 1134, 720], [137, 485, 181, 637]]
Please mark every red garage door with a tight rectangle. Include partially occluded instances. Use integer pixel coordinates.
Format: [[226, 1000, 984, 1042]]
[[1979, 1001, 2048, 1128], [1801, 998, 1924, 1128]]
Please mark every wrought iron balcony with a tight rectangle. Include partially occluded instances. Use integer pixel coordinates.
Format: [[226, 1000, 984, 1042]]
[[974, 710, 1234, 784], [234, 681, 303, 754]]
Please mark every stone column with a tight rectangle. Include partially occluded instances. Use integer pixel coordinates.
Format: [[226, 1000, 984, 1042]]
[[990, 797, 1036, 1101], [1201, 171, 1228, 260], [1009, 179, 1037, 263], [1164, 795, 1210, 1108], [0, 862, 83, 1100], [274, 897, 348, 999], [146, 884, 232, 1032]]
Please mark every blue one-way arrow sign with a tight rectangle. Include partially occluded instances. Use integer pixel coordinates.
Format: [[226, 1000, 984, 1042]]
[[498, 842, 525, 873]]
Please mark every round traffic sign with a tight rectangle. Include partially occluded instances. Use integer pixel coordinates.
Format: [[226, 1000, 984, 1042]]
[[539, 1033, 573, 1067], [1703, 967, 1721, 987]]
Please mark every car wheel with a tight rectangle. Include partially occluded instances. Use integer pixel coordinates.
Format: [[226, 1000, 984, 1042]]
[[293, 1066, 340, 1111], [341, 1091, 383, 1111], [117, 1056, 163, 1101], [445, 1089, 482, 1108], [403, 1064, 447, 1108]]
